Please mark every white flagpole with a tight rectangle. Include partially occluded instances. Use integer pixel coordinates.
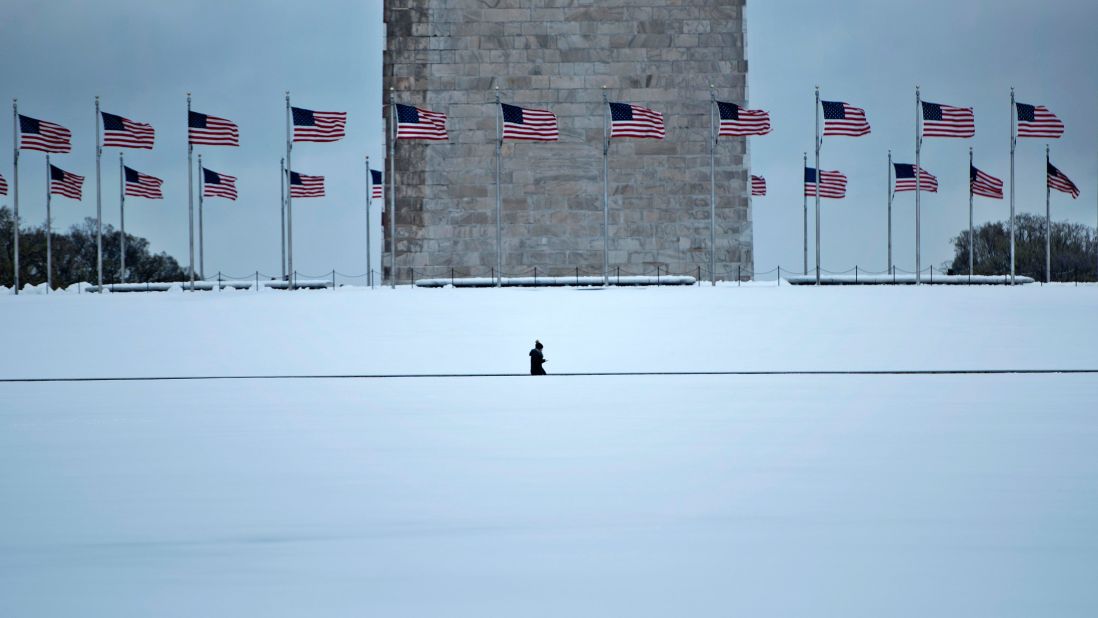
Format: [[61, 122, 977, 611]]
[[709, 85, 717, 286], [12, 99, 19, 295], [1046, 144, 1051, 283], [45, 154, 51, 292], [888, 149, 893, 274], [495, 87, 503, 287], [915, 86, 923, 285], [285, 92, 294, 290], [96, 95, 104, 290], [119, 153, 126, 283], [186, 93, 195, 290], [602, 86, 610, 287], [280, 157, 286, 280], [969, 147, 974, 280], [803, 151, 808, 275], [388, 88, 396, 289], [198, 153, 205, 281], [365, 155, 372, 288], [1010, 87, 1016, 285], [814, 86, 821, 285]]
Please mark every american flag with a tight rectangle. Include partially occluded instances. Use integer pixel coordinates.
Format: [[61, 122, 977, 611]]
[[893, 163, 938, 193], [1016, 103, 1065, 139], [124, 166, 164, 199], [921, 101, 975, 138], [49, 165, 83, 200], [395, 103, 448, 140], [289, 171, 324, 198], [101, 112, 154, 149], [717, 101, 771, 137], [1047, 162, 1079, 199], [292, 107, 347, 143], [370, 169, 383, 199], [189, 111, 239, 146], [202, 168, 237, 201], [821, 101, 871, 137], [0, 172, 7, 196], [19, 115, 72, 153], [804, 167, 847, 199], [501, 103, 559, 141], [970, 166, 1003, 199], [751, 175, 766, 196], [609, 102, 665, 139]]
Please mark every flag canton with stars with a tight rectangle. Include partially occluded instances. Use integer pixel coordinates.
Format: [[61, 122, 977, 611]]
[[821, 101, 847, 120]]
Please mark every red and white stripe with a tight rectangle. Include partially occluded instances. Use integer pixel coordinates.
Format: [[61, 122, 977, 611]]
[[718, 104, 771, 137], [0, 172, 7, 196], [609, 102, 665, 139], [102, 112, 155, 149], [804, 169, 847, 199], [821, 101, 871, 137], [751, 175, 766, 196], [501, 104, 559, 141], [1016, 103, 1065, 139], [290, 172, 325, 198], [50, 166, 84, 200], [971, 166, 1003, 199], [125, 167, 164, 199]]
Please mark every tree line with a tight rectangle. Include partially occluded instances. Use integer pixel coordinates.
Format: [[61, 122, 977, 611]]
[[0, 206, 185, 289], [946, 213, 1097, 280]]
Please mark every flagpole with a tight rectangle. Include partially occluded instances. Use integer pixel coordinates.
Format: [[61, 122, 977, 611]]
[[11, 98, 19, 295], [285, 92, 294, 290], [119, 153, 125, 283], [186, 93, 195, 290], [814, 86, 821, 285], [968, 146, 974, 280], [915, 86, 923, 285], [1046, 144, 1051, 283], [1009, 87, 1016, 285], [602, 86, 610, 287], [388, 88, 396, 289], [803, 151, 808, 275], [888, 149, 893, 274], [45, 154, 51, 292], [96, 95, 104, 290], [198, 153, 205, 281], [495, 87, 503, 287], [280, 157, 286, 280], [365, 155, 372, 288], [709, 85, 717, 285]]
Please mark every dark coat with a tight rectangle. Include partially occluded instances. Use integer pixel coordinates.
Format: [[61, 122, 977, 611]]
[[530, 347, 547, 375]]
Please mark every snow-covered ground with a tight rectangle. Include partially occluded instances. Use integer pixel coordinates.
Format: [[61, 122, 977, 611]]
[[1, 285, 1097, 616]]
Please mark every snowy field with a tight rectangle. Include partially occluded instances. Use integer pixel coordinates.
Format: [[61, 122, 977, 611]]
[[2, 284, 1097, 617]]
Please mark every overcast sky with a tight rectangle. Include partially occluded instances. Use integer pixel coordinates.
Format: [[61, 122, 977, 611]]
[[1, 0, 1095, 277]]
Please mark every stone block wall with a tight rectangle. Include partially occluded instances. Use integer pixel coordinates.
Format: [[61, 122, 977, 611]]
[[383, 0, 752, 280]]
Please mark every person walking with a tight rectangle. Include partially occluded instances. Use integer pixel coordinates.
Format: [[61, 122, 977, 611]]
[[529, 340, 547, 375]]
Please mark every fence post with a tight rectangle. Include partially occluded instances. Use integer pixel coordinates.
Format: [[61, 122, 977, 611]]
[[218, 271, 222, 290], [930, 265, 934, 283], [534, 266, 537, 288], [855, 265, 858, 283], [777, 265, 781, 286], [893, 265, 896, 284], [451, 267, 455, 288], [617, 266, 620, 286], [332, 270, 336, 290], [256, 271, 259, 291], [737, 264, 741, 286], [656, 265, 660, 286], [697, 265, 701, 286], [576, 266, 579, 286]]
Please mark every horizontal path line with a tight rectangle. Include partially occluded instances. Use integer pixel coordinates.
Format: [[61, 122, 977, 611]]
[[1, 369, 1097, 384]]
